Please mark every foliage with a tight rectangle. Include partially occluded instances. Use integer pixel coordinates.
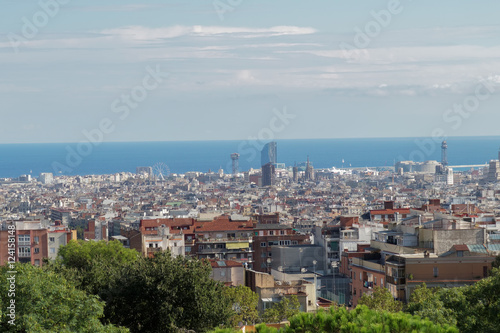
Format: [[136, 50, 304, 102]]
[[453, 268, 500, 333], [405, 269, 500, 333], [223, 285, 259, 326], [492, 254, 500, 269], [209, 323, 279, 333], [357, 286, 403, 313], [104, 252, 232, 333], [50, 239, 140, 295], [262, 295, 301, 323], [0, 263, 127, 333], [282, 305, 458, 333], [406, 283, 457, 327]]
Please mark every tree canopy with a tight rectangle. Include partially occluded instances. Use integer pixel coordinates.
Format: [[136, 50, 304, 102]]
[[406, 268, 500, 333], [357, 286, 403, 313], [262, 295, 301, 324], [103, 252, 232, 332], [223, 285, 259, 327], [0, 263, 127, 333], [210, 305, 458, 333]]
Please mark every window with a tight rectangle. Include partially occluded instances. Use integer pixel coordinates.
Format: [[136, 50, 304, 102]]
[[268, 252, 272, 257], [18, 247, 31, 257], [374, 277, 377, 285], [50, 248, 56, 254], [34, 236, 39, 243], [174, 243, 177, 247], [433, 267, 439, 277], [19, 235, 30, 243], [457, 251, 463, 257], [353, 288, 357, 295], [261, 252, 267, 258], [34, 248, 39, 254], [292, 241, 298, 245], [360, 272, 362, 280], [34, 259, 40, 266], [269, 231, 274, 236], [280, 230, 285, 235], [49, 237, 55, 242], [260, 242, 266, 247], [380, 278, 383, 286]]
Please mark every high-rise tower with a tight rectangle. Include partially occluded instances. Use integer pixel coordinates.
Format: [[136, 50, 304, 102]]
[[441, 141, 448, 167], [261, 142, 277, 167], [230, 153, 240, 175]]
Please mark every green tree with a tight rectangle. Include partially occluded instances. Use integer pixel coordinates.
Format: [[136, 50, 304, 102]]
[[0, 263, 128, 333], [357, 286, 403, 312], [104, 252, 232, 333], [262, 295, 301, 323], [283, 305, 458, 333], [406, 283, 457, 327], [455, 268, 500, 333], [223, 285, 259, 327], [50, 239, 139, 295], [492, 254, 500, 269]]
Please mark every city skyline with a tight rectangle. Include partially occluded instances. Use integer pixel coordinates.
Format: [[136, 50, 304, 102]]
[[1, 1, 500, 144]]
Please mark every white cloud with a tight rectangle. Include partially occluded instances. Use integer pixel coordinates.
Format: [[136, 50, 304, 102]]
[[100, 25, 317, 42]]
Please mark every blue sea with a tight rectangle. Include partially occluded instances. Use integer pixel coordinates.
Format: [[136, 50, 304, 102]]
[[0, 137, 499, 178]]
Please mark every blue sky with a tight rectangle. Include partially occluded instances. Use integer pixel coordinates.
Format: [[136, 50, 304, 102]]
[[1, 0, 500, 143]]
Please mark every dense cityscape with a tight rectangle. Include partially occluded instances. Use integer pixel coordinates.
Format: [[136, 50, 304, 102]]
[[1, 140, 500, 331]]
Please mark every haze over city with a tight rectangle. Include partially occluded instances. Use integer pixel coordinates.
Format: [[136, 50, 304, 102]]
[[2, 0, 500, 143]]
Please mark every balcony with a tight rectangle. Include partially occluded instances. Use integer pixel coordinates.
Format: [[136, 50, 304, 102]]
[[386, 276, 406, 285], [198, 247, 253, 254], [147, 247, 162, 253], [363, 281, 374, 289], [18, 247, 31, 258], [196, 237, 253, 243]]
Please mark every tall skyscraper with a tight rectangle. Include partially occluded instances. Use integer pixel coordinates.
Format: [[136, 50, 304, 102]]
[[262, 162, 275, 186], [261, 142, 277, 167]]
